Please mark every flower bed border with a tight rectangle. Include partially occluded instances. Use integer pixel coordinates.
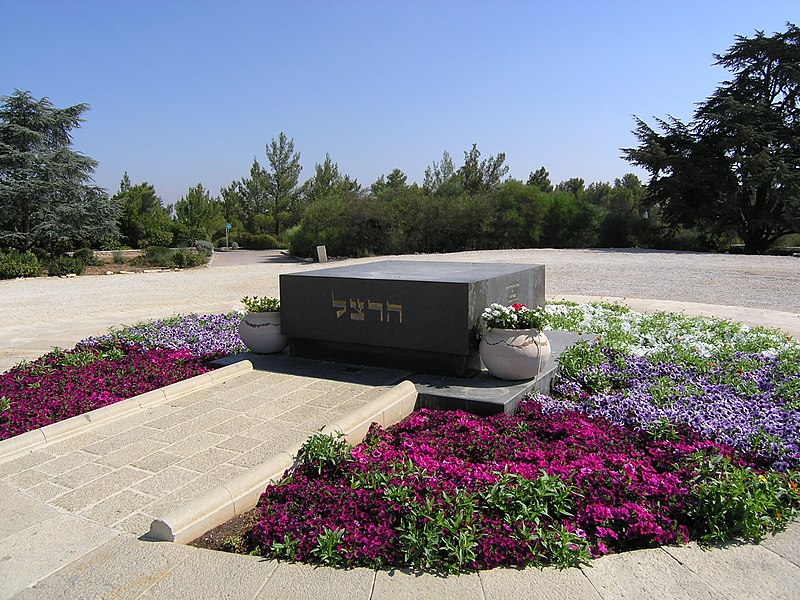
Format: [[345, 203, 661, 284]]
[[0, 359, 253, 464]]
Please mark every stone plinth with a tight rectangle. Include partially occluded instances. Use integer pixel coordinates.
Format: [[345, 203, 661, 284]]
[[279, 260, 545, 377]]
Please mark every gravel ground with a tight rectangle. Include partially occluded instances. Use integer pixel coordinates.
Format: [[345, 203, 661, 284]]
[[0, 248, 797, 329]]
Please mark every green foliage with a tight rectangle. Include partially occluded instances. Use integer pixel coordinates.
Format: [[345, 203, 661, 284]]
[[398, 487, 480, 573], [556, 340, 614, 394], [113, 175, 174, 249], [288, 189, 394, 258], [540, 191, 602, 248], [264, 132, 303, 237], [311, 527, 348, 567], [235, 232, 283, 250], [72, 247, 101, 266], [390, 470, 588, 573], [527, 166, 554, 192], [624, 23, 800, 252], [269, 533, 300, 561], [423, 150, 455, 193], [0, 248, 41, 279], [133, 246, 205, 269], [194, 239, 213, 256], [174, 183, 225, 245], [0, 90, 119, 253], [457, 144, 509, 193], [240, 296, 280, 312], [296, 431, 351, 476], [47, 256, 85, 276], [687, 455, 800, 544]]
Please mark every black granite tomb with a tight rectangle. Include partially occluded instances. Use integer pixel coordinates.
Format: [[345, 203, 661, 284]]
[[279, 260, 545, 377]]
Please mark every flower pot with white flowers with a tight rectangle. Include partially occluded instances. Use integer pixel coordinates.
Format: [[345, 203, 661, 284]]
[[238, 296, 289, 354], [479, 303, 551, 381]]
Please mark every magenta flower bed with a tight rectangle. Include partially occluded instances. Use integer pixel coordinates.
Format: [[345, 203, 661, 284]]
[[250, 399, 800, 572], [0, 343, 212, 440]]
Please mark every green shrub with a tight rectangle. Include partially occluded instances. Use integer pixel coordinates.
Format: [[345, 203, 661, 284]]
[[138, 246, 172, 266], [241, 296, 280, 312], [0, 249, 41, 279], [236, 233, 283, 250], [171, 248, 206, 268], [112, 250, 125, 264], [133, 246, 206, 269], [687, 455, 800, 544], [296, 431, 351, 476], [72, 247, 101, 266], [194, 240, 213, 256], [47, 256, 85, 276]]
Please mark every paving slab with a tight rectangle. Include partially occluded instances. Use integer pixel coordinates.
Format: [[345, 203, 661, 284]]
[[761, 521, 800, 568], [11, 536, 191, 599], [480, 565, 601, 600], [0, 513, 118, 598], [253, 562, 375, 600], [581, 548, 724, 599], [663, 542, 800, 599], [372, 569, 484, 600], [0, 482, 62, 540], [140, 547, 277, 599]]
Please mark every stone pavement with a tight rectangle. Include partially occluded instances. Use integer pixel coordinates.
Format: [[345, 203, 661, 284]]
[[1, 297, 800, 598], [0, 359, 399, 539]]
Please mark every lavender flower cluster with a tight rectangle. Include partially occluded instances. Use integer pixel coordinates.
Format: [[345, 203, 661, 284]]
[[550, 347, 800, 471], [80, 313, 246, 359]]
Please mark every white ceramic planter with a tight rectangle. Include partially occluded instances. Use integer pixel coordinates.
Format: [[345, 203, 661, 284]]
[[238, 311, 289, 354], [479, 328, 551, 381]]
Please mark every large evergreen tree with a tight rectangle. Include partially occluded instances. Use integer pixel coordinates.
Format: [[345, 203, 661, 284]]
[[174, 183, 225, 244], [113, 174, 174, 248], [624, 23, 800, 252], [0, 90, 118, 252], [264, 132, 302, 237]]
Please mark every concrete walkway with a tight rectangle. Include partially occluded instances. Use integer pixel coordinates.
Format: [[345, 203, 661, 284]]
[[1, 251, 800, 598]]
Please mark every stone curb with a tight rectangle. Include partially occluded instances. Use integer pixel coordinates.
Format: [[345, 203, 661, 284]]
[[0, 359, 253, 465], [146, 380, 419, 544]]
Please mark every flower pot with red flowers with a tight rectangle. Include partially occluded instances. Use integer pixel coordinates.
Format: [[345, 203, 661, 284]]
[[479, 303, 551, 380], [238, 296, 289, 354]]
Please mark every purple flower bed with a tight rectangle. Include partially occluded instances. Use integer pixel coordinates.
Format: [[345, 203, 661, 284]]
[[249, 400, 800, 572], [0, 313, 245, 441], [81, 312, 247, 359], [549, 347, 800, 471], [0, 342, 212, 440]]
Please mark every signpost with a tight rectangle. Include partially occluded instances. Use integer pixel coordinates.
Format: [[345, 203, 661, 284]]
[[225, 223, 231, 249]]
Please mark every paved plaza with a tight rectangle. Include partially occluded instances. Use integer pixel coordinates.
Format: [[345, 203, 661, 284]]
[[0, 249, 799, 598]]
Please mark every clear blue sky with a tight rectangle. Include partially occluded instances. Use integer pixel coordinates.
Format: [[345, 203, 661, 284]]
[[1, 1, 797, 204]]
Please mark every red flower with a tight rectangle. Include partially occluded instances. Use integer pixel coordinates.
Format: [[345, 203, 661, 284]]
[[511, 303, 527, 311]]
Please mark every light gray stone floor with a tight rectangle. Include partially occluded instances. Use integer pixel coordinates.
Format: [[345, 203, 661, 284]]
[[0, 365, 397, 537]]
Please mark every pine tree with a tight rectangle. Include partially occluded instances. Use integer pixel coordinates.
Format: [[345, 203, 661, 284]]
[[0, 90, 118, 252]]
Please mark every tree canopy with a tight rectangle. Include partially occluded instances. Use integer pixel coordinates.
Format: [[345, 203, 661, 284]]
[[264, 132, 302, 237], [0, 90, 117, 252], [624, 23, 800, 252], [113, 174, 173, 248]]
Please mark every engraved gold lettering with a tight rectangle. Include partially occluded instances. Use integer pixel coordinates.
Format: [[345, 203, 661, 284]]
[[350, 299, 365, 321], [386, 302, 403, 323], [367, 300, 384, 322], [332, 292, 346, 318]]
